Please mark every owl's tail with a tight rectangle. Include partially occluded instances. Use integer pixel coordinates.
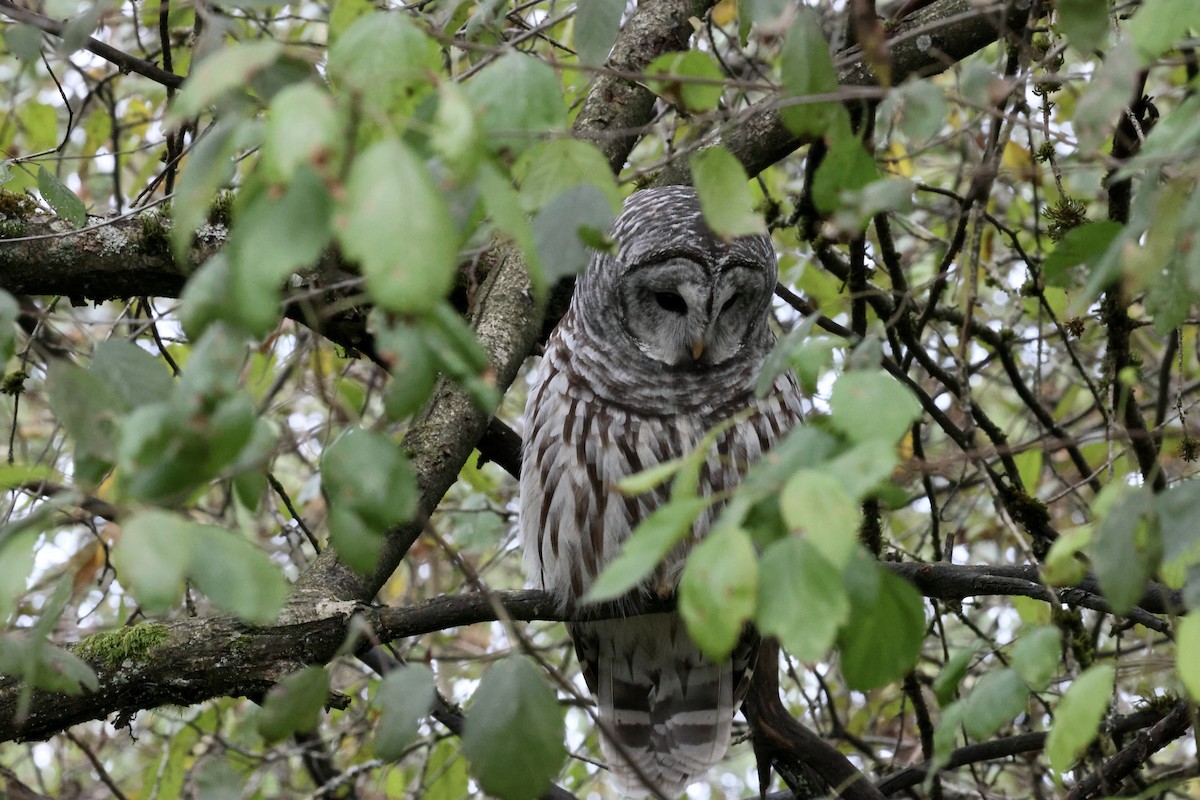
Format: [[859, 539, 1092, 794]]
[[574, 614, 754, 797]]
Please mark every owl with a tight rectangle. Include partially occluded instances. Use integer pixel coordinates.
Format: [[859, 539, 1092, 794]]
[[520, 185, 803, 796]]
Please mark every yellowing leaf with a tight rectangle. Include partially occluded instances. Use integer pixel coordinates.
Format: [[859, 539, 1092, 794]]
[[1176, 613, 1200, 701], [1047, 664, 1115, 773]]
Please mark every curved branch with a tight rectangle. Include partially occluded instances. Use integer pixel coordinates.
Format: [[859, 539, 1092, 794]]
[[655, 0, 1032, 185], [0, 0, 183, 89]]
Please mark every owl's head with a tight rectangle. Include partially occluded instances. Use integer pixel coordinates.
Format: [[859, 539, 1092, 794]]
[[578, 186, 777, 369]]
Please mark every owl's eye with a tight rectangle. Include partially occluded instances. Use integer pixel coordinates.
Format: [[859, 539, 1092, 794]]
[[654, 291, 688, 314], [720, 295, 739, 314]]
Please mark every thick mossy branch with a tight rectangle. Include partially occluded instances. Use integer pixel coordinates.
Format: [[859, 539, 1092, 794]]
[[74, 624, 170, 668], [0, 567, 1180, 744]]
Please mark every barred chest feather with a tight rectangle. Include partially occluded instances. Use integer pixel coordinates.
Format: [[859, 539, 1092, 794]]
[[519, 321, 803, 610]]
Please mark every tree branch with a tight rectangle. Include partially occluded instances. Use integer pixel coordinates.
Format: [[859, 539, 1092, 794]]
[[1062, 702, 1192, 800], [655, 0, 1032, 185], [3, 562, 1174, 748], [0, 0, 183, 89], [876, 707, 1171, 795]]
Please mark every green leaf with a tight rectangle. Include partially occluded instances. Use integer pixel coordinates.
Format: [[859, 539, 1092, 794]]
[[690, 146, 764, 238], [328, 0, 373, 41], [193, 756, 242, 800], [1127, 0, 1200, 62], [373, 316, 438, 420], [1041, 221, 1122, 288], [116, 392, 263, 504], [227, 167, 333, 336], [321, 427, 417, 530], [1046, 664, 1115, 773], [91, 340, 174, 410], [35, 641, 99, 694], [1014, 449, 1043, 496], [169, 41, 283, 121], [114, 510, 196, 613], [374, 664, 436, 761], [1056, 0, 1109, 54], [960, 668, 1030, 739], [0, 528, 39, 623], [516, 138, 621, 212], [433, 81, 483, 177], [1010, 626, 1061, 692], [421, 304, 501, 413], [336, 139, 458, 314], [0, 289, 18, 364], [829, 370, 921, 444], [0, 632, 98, 695], [45, 360, 125, 483], [812, 138, 879, 214], [1145, 251, 1192, 335], [892, 80, 947, 142], [36, 166, 85, 227], [190, 526, 288, 624], [679, 526, 758, 661], [827, 439, 901, 503], [779, 469, 859, 568], [171, 118, 239, 260], [262, 83, 340, 183], [117, 510, 286, 623], [478, 162, 540, 281], [531, 184, 615, 284], [424, 739, 469, 800], [779, 7, 845, 137], [17, 102, 57, 155], [615, 458, 684, 496], [180, 255, 234, 339], [327, 506, 382, 575], [584, 496, 711, 604], [838, 555, 925, 690], [462, 656, 566, 800], [756, 537, 848, 661], [1157, 479, 1200, 571], [575, 0, 624, 66], [3, 23, 42, 62], [1042, 525, 1092, 586], [932, 648, 976, 707], [465, 52, 565, 156], [257, 666, 330, 741], [645, 51, 724, 114], [1176, 613, 1200, 701], [328, 12, 439, 113], [1092, 488, 1160, 614]]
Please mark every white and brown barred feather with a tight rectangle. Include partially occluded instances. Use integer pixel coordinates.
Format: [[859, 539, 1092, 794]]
[[519, 186, 803, 797]]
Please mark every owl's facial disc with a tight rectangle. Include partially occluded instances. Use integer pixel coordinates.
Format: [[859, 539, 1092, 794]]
[[618, 258, 764, 367]]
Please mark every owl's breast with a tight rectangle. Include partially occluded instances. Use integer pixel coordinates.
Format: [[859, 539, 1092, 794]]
[[519, 336, 802, 608]]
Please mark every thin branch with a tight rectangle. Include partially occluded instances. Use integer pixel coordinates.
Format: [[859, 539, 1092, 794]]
[[1063, 702, 1193, 800], [0, 0, 184, 89], [875, 707, 1171, 795]]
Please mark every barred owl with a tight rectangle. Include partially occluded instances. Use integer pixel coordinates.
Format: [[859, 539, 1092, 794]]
[[520, 185, 803, 796]]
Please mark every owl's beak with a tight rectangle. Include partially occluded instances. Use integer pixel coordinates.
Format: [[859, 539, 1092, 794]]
[[691, 339, 705, 360]]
